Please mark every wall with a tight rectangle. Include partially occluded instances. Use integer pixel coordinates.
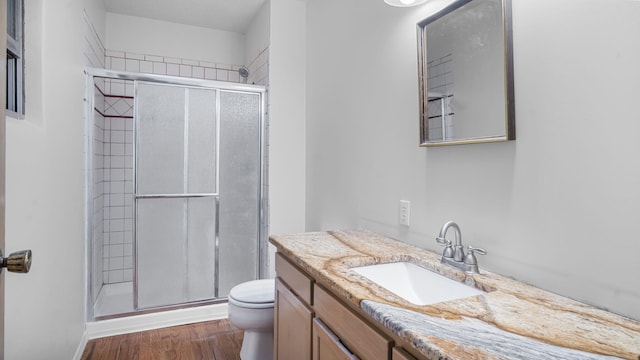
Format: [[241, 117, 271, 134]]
[[267, 0, 307, 274], [4, 0, 87, 358], [105, 13, 245, 66], [305, 0, 640, 321], [245, 1, 270, 66], [84, 0, 105, 44], [245, 1, 270, 86]]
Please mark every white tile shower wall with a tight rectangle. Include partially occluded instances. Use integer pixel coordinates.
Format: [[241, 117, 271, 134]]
[[105, 50, 244, 83], [84, 9, 107, 302], [247, 47, 269, 87], [101, 80, 135, 284]]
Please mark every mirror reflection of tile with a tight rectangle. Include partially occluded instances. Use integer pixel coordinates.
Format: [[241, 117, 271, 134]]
[[427, 53, 454, 141]]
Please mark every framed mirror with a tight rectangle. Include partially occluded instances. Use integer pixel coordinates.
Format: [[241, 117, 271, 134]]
[[417, 0, 515, 146]]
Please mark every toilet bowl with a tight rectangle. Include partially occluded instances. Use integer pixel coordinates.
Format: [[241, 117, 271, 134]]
[[228, 279, 275, 360]]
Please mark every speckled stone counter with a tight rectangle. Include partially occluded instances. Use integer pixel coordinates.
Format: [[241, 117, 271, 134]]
[[269, 230, 640, 360]]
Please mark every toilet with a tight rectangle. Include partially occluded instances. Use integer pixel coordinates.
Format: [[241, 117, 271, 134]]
[[228, 278, 275, 360]]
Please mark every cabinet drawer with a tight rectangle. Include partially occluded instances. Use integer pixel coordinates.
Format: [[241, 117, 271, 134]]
[[313, 318, 359, 360], [276, 252, 313, 305], [314, 284, 391, 360]]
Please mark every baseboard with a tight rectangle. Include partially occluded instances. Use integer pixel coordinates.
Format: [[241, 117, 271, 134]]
[[87, 303, 229, 339], [73, 302, 229, 358], [72, 331, 90, 360]]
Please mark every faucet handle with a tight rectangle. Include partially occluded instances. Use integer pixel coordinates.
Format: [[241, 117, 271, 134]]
[[436, 237, 454, 259], [464, 246, 486, 265], [467, 246, 486, 256], [463, 246, 486, 274], [436, 236, 451, 246]]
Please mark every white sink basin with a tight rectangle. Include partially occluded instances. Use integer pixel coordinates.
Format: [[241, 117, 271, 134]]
[[351, 262, 485, 306]]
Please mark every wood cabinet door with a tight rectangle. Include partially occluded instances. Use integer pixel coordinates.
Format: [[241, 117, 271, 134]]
[[274, 277, 314, 360], [312, 318, 359, 360]]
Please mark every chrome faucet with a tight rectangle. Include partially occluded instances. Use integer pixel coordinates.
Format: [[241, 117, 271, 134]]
[[436, 221, 486, 274]]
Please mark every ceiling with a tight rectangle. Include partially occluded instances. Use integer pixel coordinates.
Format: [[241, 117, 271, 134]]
[[104, 0, 267, 34]]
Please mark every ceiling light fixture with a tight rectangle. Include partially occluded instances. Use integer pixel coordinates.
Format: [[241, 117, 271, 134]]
[[384, 0, 428, 7]]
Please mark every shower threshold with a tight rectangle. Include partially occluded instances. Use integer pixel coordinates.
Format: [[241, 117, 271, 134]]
[[94, 282, 230, 320]]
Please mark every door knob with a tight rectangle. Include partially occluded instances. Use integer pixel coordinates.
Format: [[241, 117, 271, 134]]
[[0, 249, 32, 273]]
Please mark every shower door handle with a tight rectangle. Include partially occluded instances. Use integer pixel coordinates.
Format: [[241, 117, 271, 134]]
[[0, 249, 32, 274]]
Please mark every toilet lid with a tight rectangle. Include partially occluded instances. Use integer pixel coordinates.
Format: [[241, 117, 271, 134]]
[[228, 279, 275, 304]]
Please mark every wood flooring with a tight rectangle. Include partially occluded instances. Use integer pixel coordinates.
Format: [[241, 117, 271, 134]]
[[81, 319, 243, 360]]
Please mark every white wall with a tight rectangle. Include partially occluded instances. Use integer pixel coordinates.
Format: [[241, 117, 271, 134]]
[[5, 0, 87, 358], [84, 0, 105, 43], [105, 13, 246, 65], [305, 0, 640, 321], [269, 0, 306, 237], [245, 1, 271, 65]]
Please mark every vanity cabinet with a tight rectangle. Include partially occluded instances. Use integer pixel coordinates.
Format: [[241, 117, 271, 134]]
[[274, 252, 410, 360]]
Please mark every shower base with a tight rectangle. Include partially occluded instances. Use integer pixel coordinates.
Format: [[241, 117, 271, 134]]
[[94, 282, 134, 317]]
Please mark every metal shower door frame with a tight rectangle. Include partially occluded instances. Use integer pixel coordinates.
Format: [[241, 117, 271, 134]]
[[84, 68, 268, 319]]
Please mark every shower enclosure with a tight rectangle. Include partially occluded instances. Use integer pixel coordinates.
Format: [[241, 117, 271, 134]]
[[85, 69, 267, 319]]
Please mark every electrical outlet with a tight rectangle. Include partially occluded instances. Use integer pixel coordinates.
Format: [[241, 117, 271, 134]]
[[399, 200, 410, 227]]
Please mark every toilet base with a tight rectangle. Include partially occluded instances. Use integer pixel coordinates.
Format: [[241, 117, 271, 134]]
[[240, 330, 273, 360]]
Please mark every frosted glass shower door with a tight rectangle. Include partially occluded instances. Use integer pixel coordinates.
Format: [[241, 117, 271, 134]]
[[217, 91, 262, 296], [135, 82, 218, 309]]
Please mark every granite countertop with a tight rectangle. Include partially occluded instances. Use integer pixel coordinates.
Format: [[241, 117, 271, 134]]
[[269, 230, 640, 360]]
